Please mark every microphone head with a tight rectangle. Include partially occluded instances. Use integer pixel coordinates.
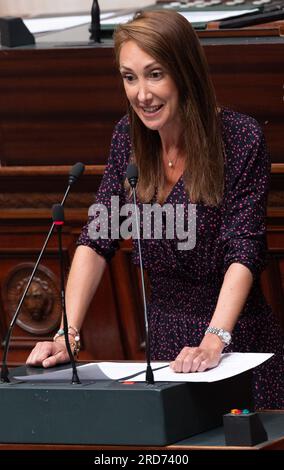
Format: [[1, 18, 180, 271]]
[[69, 162, 85, 185], [126, 163, 138, 188], [52, 204, 64, 224]]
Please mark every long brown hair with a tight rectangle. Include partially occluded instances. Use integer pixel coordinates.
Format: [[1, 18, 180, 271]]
[[114, 10, 224, 205]]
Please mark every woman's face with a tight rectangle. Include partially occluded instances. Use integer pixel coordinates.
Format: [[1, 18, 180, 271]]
[[119, 40, 181, 138]]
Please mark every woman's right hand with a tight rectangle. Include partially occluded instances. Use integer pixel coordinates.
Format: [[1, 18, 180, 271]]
[[26, 340, 70, 368]]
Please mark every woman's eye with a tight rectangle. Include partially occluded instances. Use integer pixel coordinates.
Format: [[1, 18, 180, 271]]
[[122, 74, 135, 82], [149, 70, 163, 79]]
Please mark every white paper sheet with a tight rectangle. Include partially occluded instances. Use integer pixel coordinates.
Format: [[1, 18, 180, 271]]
[[23, 9, 258, 34], [24, 13, 115, 34], [101, 10, 257, 26], [133, 353, 273, 382], [179, 10, 257, 23], [14, 353, 272, 383]]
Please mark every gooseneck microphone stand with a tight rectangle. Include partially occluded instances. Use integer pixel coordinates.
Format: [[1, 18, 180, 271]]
[[126, 163, 154, 385], [1, 162, 85, 383], [52, 204, 80, 384]]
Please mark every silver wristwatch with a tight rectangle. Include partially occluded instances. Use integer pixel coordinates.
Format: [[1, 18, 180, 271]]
[[205, 326, 232, 346]]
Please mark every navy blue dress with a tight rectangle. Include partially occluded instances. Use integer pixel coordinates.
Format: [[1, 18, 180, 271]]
[[78, 109, 284, 409]]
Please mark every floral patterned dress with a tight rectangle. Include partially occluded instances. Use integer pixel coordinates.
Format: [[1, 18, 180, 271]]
[[78, 109, 284, 409]]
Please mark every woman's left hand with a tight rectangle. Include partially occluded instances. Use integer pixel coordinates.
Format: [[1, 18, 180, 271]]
[[169, 334, 225, 373]]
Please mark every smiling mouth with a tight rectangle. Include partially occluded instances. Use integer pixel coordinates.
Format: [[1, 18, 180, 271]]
[[141, 104, 164, 114]]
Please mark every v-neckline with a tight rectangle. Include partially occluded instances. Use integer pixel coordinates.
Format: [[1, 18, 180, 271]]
[[162, 174, 184, 204]]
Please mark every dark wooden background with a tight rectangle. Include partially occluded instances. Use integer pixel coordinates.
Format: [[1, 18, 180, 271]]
[[0, 37, 283, 366]]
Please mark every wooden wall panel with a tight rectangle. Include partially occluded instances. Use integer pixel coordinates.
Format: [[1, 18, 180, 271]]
[[0, 49, 125, 166], [206, 44, 284, 163], [0, 42, 283, 165], [109, 243, 146, 360], [82, 265, 126, 360]]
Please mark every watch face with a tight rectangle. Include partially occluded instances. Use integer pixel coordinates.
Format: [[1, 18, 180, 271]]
[[222, 332, 231, 344]]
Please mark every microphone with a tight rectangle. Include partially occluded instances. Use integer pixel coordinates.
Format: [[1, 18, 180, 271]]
[[68, 162, 85, 186], [126, 163, 154, 385], [52, 204, 80, 384], [126, 163, 138, 189], [1, 162, 85, 383], [89, 0, 101, 43]]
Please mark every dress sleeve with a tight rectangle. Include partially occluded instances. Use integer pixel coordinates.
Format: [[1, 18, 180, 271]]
[[220, 125, 270, 279], [77, 117, 130, 261]]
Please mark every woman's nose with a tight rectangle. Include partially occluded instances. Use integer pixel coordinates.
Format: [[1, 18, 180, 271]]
[[137, 82, 152, 103]]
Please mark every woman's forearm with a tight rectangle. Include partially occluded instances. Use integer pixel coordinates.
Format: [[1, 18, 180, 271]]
[[209, 262, 253, 331], [63, 245, 106, 331], [200, 262, 253, 350]]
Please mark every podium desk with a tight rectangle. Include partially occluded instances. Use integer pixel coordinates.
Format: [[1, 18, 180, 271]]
[[0, 412, 283, 450], [0, 363, 283, 450]]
